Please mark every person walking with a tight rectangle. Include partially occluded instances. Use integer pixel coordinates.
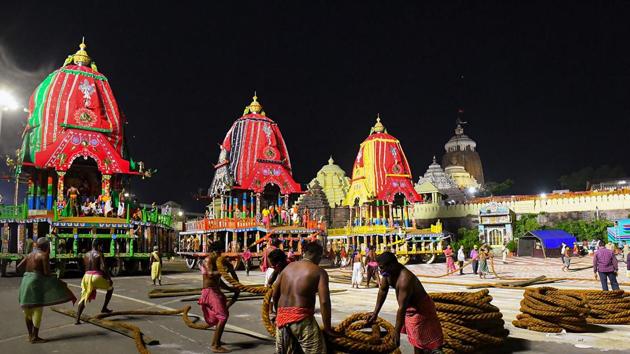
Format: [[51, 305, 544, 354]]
[[351, 249, 364, 289], [470, 245, 479, 275], [593, 240, 619, 291], [478, 247, 489, 279], [443, 245, 456, 274], [501, 243, 509, 264], [242, 248, 252, 276], [457, 245, 465, 275], [561, 244, 571, 272], [150, 246, 162, 286]]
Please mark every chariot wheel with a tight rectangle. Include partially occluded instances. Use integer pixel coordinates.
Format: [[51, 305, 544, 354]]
[[231, 258, 241, 270], [396, 255, 410, 265], [420, 254, 436, 264], [124, 260, 139, 274], [185, 257, 197, 270], [109, 258, 122, 277], [0, 259, 8, 277]]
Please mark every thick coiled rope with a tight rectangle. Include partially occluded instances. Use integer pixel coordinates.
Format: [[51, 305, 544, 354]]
[[579, 289, 630, 324], [431, 289, 509, 354], [514, 287, 630, 331], [327, 313, 401, 354], [512, 287, 591, 333]]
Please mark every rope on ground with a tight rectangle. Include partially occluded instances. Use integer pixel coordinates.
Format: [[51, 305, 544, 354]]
[[431, 289, 509, 354], [512, 287, 591, 333], [414, 259, 474, 278]]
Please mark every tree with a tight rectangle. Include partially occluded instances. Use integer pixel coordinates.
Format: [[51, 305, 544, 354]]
[[483, 179, 514, 196], [514, 214, 541, 237], [558, 165, 626, 191], [553, 219, 612, 242], [452, 227, 481, 253]]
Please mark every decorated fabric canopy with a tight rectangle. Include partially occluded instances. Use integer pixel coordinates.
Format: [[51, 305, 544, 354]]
[[344, 116, 421, 205], [209, 95, 302, 196], [19, 40, 134, 175]]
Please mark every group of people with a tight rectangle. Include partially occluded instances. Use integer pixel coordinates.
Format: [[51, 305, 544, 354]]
[[195, 237, 444, 353], [443, 244, 493, 278], [18, 238, 116, 342]]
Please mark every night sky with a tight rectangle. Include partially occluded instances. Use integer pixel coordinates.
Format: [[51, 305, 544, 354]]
[[1, 1, 630, 210]]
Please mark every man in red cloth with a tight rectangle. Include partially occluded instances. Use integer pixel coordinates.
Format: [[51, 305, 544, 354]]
[[368, 252, 444, 354], [198, 244, 238, 353], [273, 242, 333, 353]]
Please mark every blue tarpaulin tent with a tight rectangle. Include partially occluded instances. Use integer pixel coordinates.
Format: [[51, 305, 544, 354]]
[[517, 230, 577, 258]]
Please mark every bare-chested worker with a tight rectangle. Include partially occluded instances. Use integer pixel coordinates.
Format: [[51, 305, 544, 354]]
[[18, 237, 76, 343], [198, 243, 238, 353], [365, 245, 380, 288], [368, 252, 444, 353], [75, 240, 114, 324], [66, 185, 80, 216], [273, 242, 333, 353]]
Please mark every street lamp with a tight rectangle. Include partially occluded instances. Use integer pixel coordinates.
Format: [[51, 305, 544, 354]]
[[0, 90, 19, 138]]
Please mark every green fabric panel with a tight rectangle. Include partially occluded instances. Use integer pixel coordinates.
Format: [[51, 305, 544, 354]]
[[27, 71, 58, 162], [60, 68, 107, 81]]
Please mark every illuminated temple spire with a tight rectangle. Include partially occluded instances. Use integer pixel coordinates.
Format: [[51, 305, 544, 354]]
[[371, 113, 386, 134], [244, 91, 265, 115], [64, 37, 97, 71]]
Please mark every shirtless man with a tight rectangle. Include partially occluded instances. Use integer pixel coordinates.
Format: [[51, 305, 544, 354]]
[[266, 248, 289, 287], [273, 242, 332, 353], [18, 238, 76, 343], [198, 244, 238, 353], [365, 245, 380, 288], [66, 186, 80, 216], [76, 240, 114, 324], [368, 252, 443, 353]]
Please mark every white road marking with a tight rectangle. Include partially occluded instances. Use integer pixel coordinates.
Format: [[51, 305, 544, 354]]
[[66, 284, 272, 341], [0, 323, 76, 343]]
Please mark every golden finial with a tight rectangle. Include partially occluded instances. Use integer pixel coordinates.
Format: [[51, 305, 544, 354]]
[[247, 91, 263, 114], [372, 113, 386, 133], [71, 37, 92, 66], [328, 156, 334, 165]]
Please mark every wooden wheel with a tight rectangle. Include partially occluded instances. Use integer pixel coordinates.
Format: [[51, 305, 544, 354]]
[[397, 255, 410, 265], [420, 254, 436, 264], [0, 259, 8, 277], [124, 260, 139, 274], [109, 258, 122, 277], [185, 257, 197, 270]]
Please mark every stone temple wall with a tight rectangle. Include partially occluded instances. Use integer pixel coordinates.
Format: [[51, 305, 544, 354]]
[[413, 192, 630, 226]]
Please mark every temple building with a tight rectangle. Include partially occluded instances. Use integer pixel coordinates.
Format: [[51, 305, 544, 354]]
[[208, 94, 302, 217], [444, 164, 480, 190], [309, 156, 350, 208], [415, 157, 465, 203], [18, 39, 147, 213], [442, 120, 484, 187], [344, 115, 420, 227]]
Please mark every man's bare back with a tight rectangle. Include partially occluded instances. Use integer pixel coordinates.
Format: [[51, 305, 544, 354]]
[[276, 260, 324, 309], [21, 250, 50, 275], [84, 250, 105, 273]]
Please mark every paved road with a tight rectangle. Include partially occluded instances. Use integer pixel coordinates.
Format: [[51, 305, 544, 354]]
[[0, 259, 627, 354]]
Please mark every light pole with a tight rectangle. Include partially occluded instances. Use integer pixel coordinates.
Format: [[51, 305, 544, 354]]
[[0, 90, 19, 138], [0, 90, 20, 206]]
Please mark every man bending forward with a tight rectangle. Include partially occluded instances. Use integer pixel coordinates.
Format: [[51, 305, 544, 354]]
[[273, 242, 333, 353], [368, 252, 444, 354]]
